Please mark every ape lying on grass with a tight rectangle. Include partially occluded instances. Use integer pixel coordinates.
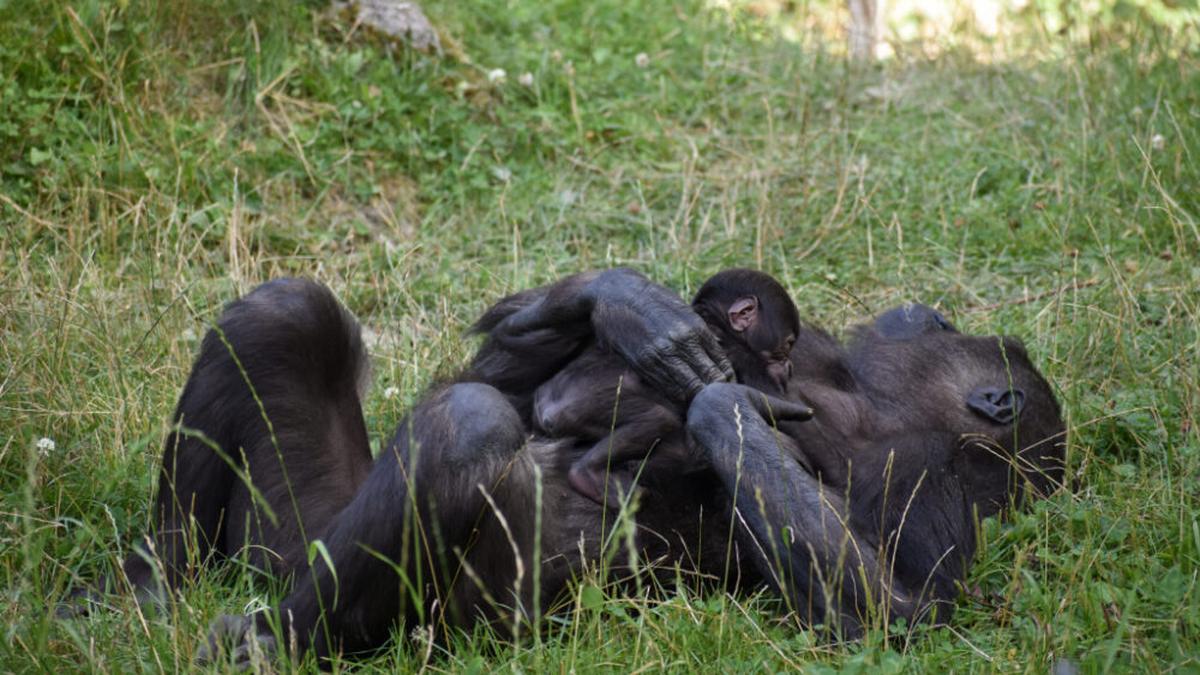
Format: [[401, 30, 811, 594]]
[[73, 269, 1065, 664]]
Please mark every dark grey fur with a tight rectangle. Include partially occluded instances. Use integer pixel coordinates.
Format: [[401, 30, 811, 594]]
[[72, 270, 1064, 664]]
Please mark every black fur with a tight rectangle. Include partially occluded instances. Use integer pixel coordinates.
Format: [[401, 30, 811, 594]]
[[531, 269, 799, 505], [692, 268, 799, 394], [118, 278, 372, 605], [73, 270, 1065, 664], [685, 305, 1066, 632]]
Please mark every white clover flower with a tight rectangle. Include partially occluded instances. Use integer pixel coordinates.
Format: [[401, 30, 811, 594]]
[[635, 52, 650, 68], [36, 437, 55, 456], [492, 166, 512, 183], [487, 68, 507, 84], [410, 624, 433, 646], [1151, 134, 1165, 151], [383, 386, 400, 399], [181, 327, 198, 342], [518, 72, 534, 87]]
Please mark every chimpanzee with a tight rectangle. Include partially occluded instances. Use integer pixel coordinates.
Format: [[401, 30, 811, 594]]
[[532, 269, 800, 505], [71, 269, 1065, 666]]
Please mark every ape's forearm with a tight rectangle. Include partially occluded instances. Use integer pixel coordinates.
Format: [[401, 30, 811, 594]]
[[686, 383, 916, 635]]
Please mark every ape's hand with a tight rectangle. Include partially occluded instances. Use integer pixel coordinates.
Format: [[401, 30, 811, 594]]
[[488, 268, 734, 402], [584, 269, 734, 402], [686, 382, 813, 460]]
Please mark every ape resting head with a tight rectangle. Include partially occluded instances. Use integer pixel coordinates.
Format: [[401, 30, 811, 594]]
[[848, 305, 1067, 515]]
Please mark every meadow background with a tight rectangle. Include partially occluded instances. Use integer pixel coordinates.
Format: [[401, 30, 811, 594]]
[[1, 0, 1198, 670]]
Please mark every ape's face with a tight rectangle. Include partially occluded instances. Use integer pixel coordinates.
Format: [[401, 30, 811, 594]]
[[849, 307, 1067, 505]]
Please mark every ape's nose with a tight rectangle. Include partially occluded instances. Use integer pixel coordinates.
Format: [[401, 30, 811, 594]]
[[966, 385, 1025, 425]]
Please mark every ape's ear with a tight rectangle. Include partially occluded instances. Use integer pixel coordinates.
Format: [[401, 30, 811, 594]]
[[967, 386, 1025, 425], [728, 296, 759, 332]]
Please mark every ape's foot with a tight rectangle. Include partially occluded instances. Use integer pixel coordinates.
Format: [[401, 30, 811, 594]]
[[197, 614, 278, 669], [57, 578, 168, 619], [56, 586, 102, 619], [568, 463, 643, 508]]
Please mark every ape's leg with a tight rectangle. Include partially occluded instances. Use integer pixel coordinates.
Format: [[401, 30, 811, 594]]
[[121, 278, 372, 600], [568, 406, 679, 506], [221, 382, 533, 661], [686, 383, 916, 637]]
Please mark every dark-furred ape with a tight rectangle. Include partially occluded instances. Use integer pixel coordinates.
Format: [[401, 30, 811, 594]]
[[70, 270, 1065, 665], [531, 268, 800, 505], [82, 279, 374, 609], [688, 302, 1066, 626]]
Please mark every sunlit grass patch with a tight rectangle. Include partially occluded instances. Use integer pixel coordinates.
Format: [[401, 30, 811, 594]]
[[1, 0, 1198, 670]]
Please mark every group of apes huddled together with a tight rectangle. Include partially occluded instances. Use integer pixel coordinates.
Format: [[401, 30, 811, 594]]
[[67, 268, 1067, 664]]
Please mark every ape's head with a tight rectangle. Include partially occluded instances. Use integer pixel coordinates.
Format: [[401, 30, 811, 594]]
[[850, 304, 1066, 514], [692, 269, 800, 395]]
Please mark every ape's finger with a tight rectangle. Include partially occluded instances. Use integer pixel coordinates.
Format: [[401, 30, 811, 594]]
[[751, 392, 814, 423], [677, 335, 728, 386], [652, 352, 705, 403], [700, 359, 732, 386], [698, 329, 736, 381], [670, 366, 707, 404], [691, 339, 732, 384], [681, 373, 707, 402]]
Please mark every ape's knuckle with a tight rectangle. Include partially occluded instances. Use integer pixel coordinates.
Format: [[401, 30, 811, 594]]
[[673, 311, 701, 330], [631, 342, 659, 365], [650, 336, 675, 355], [442, 382, 508, 413], [666, 328, 697, 347], [686, 397, 730, 440]]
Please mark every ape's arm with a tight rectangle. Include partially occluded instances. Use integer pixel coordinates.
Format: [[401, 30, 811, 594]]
[[685, 383, 919, 636], [467, 269, 733, 409]]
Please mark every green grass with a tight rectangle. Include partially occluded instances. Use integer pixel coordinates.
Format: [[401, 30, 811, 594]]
[[2, 0, 1198, 671]]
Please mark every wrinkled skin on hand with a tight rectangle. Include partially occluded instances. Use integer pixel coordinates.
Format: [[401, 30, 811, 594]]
[[584, 269, 735, 401], [494, 268, 734, 402]]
